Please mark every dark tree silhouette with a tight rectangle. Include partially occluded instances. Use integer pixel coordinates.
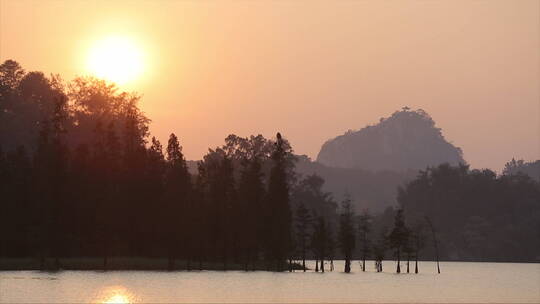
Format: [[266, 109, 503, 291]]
[[398, 163, 539, 263], [326, 225, 336, 271], [266, 133, 292, 271], [372, 227, 388, 272], [311, 215, 330, 272], [358, 209, 372, 271], [163, 134, 191, 269], [338, 196, 356, 273], [389, 209, 408, 273], [294, 202, 312, 271], [411, 221, 426, 274]]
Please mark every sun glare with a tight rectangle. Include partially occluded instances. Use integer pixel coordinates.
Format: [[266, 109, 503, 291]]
[[104, 294, 131, 304], [97, 286, 136, 304], [87, 36, 144, 85]]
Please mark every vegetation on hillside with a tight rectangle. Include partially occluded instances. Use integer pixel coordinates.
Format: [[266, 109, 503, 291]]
[[317, 107, 465, 171]]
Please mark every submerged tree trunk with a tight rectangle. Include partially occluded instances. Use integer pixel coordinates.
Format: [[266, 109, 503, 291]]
[[288, 257, 293, 272], [406, 253, 410, 273], [396, 248, 401, 273], [415, 253, 419, 274], [344, 253, 352, 273], [321, 256, 325, 273], [362, 255, 366, 272], [344, 257, 351, 273], [302, 250, 306, 272], [315, 259, 319, 272]]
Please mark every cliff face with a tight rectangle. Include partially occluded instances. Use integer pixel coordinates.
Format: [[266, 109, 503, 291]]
[[317, 108, 465, 171]]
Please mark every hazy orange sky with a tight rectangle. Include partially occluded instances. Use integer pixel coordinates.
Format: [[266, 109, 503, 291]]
[[1, 0, 538, 171]]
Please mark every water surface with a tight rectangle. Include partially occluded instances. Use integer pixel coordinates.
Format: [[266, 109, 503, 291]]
[[1, 261, 539, 303]]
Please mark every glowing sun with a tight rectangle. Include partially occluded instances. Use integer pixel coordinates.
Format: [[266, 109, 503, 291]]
[[87, 36, 144, 85], [103, 294, 131, 304]]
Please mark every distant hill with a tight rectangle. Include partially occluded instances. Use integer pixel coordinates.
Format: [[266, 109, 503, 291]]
[[317, 108, 465, 171]]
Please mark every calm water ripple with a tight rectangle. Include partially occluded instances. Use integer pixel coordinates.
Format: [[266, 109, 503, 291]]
[[1, 261, 539, 303]]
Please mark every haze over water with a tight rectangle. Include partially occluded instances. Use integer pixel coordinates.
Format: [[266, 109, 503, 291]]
[[1, 261, 539, 303]]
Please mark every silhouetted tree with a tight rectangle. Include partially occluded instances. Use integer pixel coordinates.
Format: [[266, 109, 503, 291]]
[[372, 227, 388, 272], [311, 215, 329, 272], [266, 133, 292, 270], [338, 196, 356, 273], [411, 221, 426, 273], [503, 158, 540, 181], [326, 225, 336, 271], [294, 202, 312, 271], [389, 209, 408, 273], [163, 133, 191, 270], [358, 209, 372, 271]]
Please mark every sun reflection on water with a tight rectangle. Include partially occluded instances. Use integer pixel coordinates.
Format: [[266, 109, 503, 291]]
[[96, 286, 136, 304]]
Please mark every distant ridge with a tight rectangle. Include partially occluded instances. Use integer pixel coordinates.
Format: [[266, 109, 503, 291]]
[[317, 107, 465, 171]]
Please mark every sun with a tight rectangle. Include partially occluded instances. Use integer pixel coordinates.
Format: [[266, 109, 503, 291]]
[[103, 294, 131, 304], [96, 286, 135, 304], [87, 36, 144, 85]]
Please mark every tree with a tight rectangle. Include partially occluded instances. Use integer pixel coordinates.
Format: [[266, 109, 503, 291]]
[[294, 202, 312, 271], [403, 228, 413, 273], [326, 224, 336, 271], [236, 148, 266, 270], [411, 221, 426, 274], [92, 120, 121, 269], [291, 173, 337, 271], [358, 209, 372, 271], [31, 96, 69, 269], [389, 209, 408, 273], [198, 148, 236, 269], [338, 196, 356, 273], [266, 132, 293, 270], [163, 133, 191, 270], [0, 59, 25, 90], [311, 215, 329, 272], [372, 227, 388, 272], [398, 163, 540, 263], [503, 158, 540, 181]]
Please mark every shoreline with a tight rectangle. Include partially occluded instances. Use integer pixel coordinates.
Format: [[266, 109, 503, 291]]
[[1, 257, 538, 271], [0, 257, 306, 271]]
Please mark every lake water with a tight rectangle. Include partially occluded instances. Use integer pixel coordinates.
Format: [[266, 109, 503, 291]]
[[1, 261, 539, 303]]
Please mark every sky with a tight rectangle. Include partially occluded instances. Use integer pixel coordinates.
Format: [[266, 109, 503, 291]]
[[1, 0, 539, 172]]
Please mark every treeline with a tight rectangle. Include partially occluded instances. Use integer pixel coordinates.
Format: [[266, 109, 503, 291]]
[[0, 60, 366, 272], [0, 60, 300, 270], [399, 163, 540, 262], [503, 158, 540, 182], [1, 60, 538, 272]]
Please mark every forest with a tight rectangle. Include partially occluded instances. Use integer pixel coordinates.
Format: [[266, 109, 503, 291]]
[[1, 60, 539, 272]]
